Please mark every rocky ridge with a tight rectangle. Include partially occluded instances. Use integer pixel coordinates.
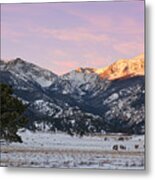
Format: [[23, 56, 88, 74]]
[[0, 54, 145, 135]]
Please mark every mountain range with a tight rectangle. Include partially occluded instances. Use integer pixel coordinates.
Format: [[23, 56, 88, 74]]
[[0, 54, 145, 135]]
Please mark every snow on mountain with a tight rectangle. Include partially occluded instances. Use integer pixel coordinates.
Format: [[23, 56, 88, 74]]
[[49, 66, 109, 99], [51, 54, 144, 98], [0, 55, 145, 135], [95, 54, 144, 80], [0, 58, 57, 87], [61, 68, 99, 94], [33, 99, 62, 116]]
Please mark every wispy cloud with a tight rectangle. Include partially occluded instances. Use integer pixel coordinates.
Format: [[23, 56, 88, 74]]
[[62, 5, 144, 36], [113, 42, 144, 55], [51, 49, 67, 57], [114, 17, 144, 36], [51, 59, 79, 75], [1, 22, 28, 43], [33, 27, 109, 43], [83, 51, 110, 67], [65, 9, 112, 31], [1, 1, 144, 75]]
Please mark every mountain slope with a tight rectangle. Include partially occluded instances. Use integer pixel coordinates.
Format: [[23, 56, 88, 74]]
[[0, 58, 64, 122], [0, 55, 145, 135], [49, 68, 110, 99], [95, 54, 144, 80], [0, 58, 57, 88]]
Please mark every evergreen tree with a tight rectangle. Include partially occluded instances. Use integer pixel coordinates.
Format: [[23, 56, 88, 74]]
[[0, 83, 28, 142]]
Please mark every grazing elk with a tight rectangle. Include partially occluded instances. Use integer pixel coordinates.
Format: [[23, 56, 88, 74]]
[[135, 145, 139, 149], [113, 145, 118, 151], [120, 145, 126, 150]]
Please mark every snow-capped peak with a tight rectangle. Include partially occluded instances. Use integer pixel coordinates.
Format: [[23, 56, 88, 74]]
[[95, 54, 144, 80], [62, 68, 98, 87], [1, 58, 58, 87]]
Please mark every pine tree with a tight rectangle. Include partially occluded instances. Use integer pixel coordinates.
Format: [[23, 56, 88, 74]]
[[0, 83, 28, 142]]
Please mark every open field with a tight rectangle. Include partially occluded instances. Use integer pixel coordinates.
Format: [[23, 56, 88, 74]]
[[0, 131, 145, 169]]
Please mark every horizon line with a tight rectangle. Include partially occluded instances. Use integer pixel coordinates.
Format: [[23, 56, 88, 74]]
[[0, 52, 144, 75]]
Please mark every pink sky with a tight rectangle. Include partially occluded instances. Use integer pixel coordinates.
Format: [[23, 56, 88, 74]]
[[1, 1, 144, 75]]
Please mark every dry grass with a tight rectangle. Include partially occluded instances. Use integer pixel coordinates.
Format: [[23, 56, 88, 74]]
[[1, 146, 144, 156]]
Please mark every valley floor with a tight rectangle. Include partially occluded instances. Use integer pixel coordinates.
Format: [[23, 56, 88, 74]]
[[0, 131, 145, 169]]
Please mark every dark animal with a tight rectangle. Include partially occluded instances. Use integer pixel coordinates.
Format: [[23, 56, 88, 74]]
[[113, 145, 118, 151], [120, 145, 126, 150]]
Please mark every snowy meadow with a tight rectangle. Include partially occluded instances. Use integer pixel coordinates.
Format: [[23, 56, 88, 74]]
[[1, 130, 145, 169]]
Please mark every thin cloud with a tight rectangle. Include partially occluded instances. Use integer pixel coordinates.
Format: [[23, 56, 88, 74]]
[[83, 52, 111, 68], [51, 49, 67, 57], [52, 59, 79, 75], [34, 27, 109, 43], [1, 2, 144, 75], [113, 42, 144, 55], [63, 6, 144, 36], [65, 9, 112, 30], [115, 17, 144, 36], [1, 23, 28, 43]]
